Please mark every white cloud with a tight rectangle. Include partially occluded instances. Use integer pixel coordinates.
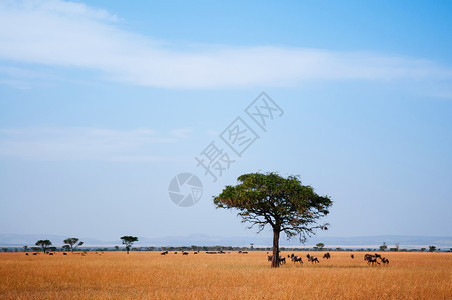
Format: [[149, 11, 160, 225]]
[[0, 0, 451, 90], [0, 127, 189, 162]]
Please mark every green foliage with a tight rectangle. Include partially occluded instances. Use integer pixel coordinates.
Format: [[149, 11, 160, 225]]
[[120, 236, 139, 254], [214, 172, 332, 267], [35, 240, 52, 253], [429, 245, 437, 252], [63, 238, 84, 253], [214, 172, 332, 242]]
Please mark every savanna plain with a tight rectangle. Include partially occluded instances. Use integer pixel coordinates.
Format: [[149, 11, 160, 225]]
[[0, 251, 451, 299]]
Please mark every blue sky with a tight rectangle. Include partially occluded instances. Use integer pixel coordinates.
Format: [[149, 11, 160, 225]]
[[0, 0, 451, 244]]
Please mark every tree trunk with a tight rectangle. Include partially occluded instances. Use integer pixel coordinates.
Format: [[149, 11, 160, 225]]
[[271, 228, 280, 268]]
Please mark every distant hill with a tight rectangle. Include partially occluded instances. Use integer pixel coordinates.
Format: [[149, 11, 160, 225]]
[[1, 233, 451, 249]]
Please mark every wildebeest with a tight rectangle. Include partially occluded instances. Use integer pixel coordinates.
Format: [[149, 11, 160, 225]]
[[206, 251, 217, 254], [49, 253, 53, 256], [25, 253, 28, 256], [381, 257, 389, 265], [351, 254, 354, 259], [323, 253, 331, 259], [63, 252, 67, 255], [241, 251, 248, 254], [161, 251, 168, 255], [182, 252, 189, 255], [308, 256, 319, 264], [33, 253, 37, 255], [267, 256, 286, 265], [194, 252, 198, 254], [174, 252, 177, 254], [364, 254, 380, 266], [292, 256, 303, 264]]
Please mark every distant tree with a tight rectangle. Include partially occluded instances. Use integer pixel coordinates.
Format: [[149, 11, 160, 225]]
[[316, 243, 325, 251], [114, 246, 119, 251], [379, 242, 387, 251], [420, 248, 426, 252], [63, 238, 84, 253], [214, 172, 332, 268], [120, 236, 138, 254], [35, 240, 52, 253], [250, 243, 254, 250], [1, 248, 8, 252], [428, 245, 436, 252], [23, 246, 28, 252], [394, 243, 400, 251], [62, 245, 70, 252]]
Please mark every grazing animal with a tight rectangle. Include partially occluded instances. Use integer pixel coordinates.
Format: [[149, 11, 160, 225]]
[[292, 256, 303, 264], [351, 254, 354, 259], [219, 251, 226, 254], [306, 253, 311, 259], [375, 253, 382, 259], [33, 253, 37, 255], [381, 257, 389, 265], [174, 252, 177, 254], [308, 256, 319, 264], [279, 256, 286, 264], [49, 253, 53, 256], [161, 251, 168, 255], [291, 253, 294, 258], [268, 255, 286, 265], [323, 253, 331, 259], [63, 253, 67, 255], [182, 252, 189, 255], [366, 256, 380, 266], [206, 251, 217, 254], [194, 252, 198, 254], [25, 253, 28, 256], [241, 251, 248, 254]]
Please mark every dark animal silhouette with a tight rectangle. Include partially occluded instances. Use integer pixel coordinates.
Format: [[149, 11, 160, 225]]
[[323, 253, 331, 259], [351, 254, 354, 259], [63, 253, 67, 255], [381, 257, 389, 264], [182, 252, 189, 255], [279, 256, 286, 264], [364, 254, 380, 266], [292, 256, 303, 264], [308, 256, 319, 264], [161, 251, 168, 255], [25, 253, 28, 256]]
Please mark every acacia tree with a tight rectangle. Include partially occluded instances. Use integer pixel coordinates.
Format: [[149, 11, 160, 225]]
[[63, 238, 84, 253], [214, 172, 332, 268], [120, 236, 138, 254], [35, 240, 52, 253]]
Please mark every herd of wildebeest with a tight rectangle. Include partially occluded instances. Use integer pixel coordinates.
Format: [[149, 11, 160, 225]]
[[25, 250, 390, 266], [266, 252, 389, 266]]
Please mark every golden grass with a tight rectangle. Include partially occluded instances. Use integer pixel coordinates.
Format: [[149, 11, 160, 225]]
[[1, 251, 451, 299]]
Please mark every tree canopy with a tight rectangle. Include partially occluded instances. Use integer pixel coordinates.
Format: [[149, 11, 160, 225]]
[[35, 240, 52, 253], [63, 238, 84, 253], [214, 172, 332, 267], [120, 236, 138, 254]]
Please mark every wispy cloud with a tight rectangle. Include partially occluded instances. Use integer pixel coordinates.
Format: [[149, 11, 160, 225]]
[[0, 0, 451, 91], [0, 127, 189, 162]]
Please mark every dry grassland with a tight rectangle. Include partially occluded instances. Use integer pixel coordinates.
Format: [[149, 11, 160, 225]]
[[1, 251, 451, 299]]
